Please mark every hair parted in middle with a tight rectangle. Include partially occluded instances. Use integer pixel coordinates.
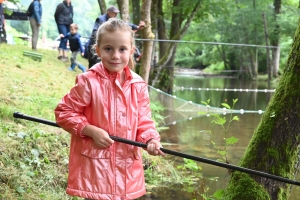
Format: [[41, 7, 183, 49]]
[[94, 18, 136, 70]]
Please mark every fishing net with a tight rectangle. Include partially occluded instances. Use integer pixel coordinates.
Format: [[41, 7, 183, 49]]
[[148, 86, 263, 126]]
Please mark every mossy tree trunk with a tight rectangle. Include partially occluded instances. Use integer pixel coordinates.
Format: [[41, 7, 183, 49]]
[[223, 19, 300, 200]]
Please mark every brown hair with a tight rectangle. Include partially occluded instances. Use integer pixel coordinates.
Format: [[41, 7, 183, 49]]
[[70, 23, 79, 30], [95, 18, 136, 70]]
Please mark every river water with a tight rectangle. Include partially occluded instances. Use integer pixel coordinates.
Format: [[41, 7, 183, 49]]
[[142, 76, 300, 200]]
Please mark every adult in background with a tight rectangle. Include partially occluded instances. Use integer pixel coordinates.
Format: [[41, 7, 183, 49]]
[[0, 0, 8, 43], [54, 0, 73, 62], [88, 6, 145, 68], [29, 0, 42, 50]]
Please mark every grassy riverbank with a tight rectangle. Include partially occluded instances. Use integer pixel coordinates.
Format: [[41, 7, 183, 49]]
[[0, 44, 88, 199], [0, 44, 213, 200]]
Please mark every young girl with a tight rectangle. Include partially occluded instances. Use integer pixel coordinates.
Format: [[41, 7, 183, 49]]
[[54, 18, 164, 200]]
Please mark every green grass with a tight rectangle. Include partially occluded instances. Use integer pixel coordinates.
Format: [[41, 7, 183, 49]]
[[0, 44, 88, 199]]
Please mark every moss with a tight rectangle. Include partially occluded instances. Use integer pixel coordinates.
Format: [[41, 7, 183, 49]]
[[224, 18, 300, 199], [223, 172, 270, 200]]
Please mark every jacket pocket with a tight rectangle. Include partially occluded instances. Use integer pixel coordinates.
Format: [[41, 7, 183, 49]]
[[130, 147, 144, 180], [80, 138, 110, 180]]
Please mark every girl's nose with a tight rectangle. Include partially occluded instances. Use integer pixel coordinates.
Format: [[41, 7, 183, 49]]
[[111, 51, 119, 60]]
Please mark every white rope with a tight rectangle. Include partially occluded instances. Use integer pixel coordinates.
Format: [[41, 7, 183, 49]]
[[135, 38, 278, 49], [174, 86, 276, 93]]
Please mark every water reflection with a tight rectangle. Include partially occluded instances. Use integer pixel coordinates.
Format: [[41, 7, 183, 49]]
[[142, 77, 300, 199]]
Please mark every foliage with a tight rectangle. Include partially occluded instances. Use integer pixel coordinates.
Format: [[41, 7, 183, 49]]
[[174, 0, 299, 76], [143, 152, 218, 200], [199, 98, 240, 199], [200, 99, 239, 163]]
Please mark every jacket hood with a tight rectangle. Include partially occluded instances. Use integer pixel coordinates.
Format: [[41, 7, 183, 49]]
[[89, 63, 145, 84]]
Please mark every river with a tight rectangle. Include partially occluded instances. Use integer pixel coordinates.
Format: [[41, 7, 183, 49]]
[[142, 76, 300, 200]]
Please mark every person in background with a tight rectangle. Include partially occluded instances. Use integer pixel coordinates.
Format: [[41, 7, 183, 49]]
[[87, 6, 145, 68], [55, 18, 164, 199], [54, 0, 73, 62], [60, 23, 86, 73], [0, 0, 6, 43], [29, 0, 42, 50]]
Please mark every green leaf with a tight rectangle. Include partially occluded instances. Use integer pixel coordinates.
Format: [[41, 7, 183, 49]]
[[16, 187, 25, 194], [231, 116, 240, 121], [226, 136, 239, 145], [233, 98, 238, 104], [212, 117, 226, 126], [31, 149, 40, 158], [221, 103, 231, 109], [201, 101, 208, 106], [213, 189, 224, 199], [217, 150, 227, 156], [198, 111, 206, 115], [17, 132, 27, 139], [26, 171, 35, 177]]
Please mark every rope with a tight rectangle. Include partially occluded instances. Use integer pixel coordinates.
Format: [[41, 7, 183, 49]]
[[173, 86, 276, 93], [135, 38, 279, 49]]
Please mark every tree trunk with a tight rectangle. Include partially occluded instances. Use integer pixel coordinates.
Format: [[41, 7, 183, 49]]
[[97, 0, 107, 15], [223, 17, 300, 200], [139, 0, 154, 83], [152, 0, 201, 93], [252, 0, 258, 78], [262, 12, 272, 87], [131, 0, 141, 25], [117, 0, 130, 22], [271, 0, 281, 78], [157, 0, 168, 60]]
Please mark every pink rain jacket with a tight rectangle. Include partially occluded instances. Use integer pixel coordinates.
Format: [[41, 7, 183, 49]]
[[55, 63, 160, 200]]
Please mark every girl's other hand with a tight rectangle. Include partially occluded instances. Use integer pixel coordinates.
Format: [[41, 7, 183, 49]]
[[147, 139, 165, 156], [82, 125, 114, 148]]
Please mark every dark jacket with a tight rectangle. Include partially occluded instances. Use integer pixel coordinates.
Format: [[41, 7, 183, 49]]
[[91, 13, 138, 35], [54, 1, 73, 25], [30, 0, 42, 24], [65, 33, 84, 53]]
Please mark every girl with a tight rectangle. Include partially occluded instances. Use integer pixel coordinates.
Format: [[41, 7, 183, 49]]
[[54, 18, 164, 200]]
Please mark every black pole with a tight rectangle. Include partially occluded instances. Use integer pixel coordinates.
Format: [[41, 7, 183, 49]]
[[13, 112, 300, 186]]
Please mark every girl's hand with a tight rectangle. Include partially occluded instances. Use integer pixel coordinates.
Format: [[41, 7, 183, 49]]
[[147, 139, 165, 156], [82, 125, 114, 148]]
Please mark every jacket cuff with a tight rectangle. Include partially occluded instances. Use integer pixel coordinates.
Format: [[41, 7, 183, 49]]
[[77, 122, 90, 137], [138, 131, 160, 144]]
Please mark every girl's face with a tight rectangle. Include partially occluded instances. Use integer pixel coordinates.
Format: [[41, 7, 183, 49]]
[[96, 31, 134, 73]]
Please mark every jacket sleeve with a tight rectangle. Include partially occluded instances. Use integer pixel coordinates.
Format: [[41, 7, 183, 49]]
[[129, 23, 138, 31], [54, 3, 62, 23], [136, 83, 161, 144], [54, 74, 91, 137], [33, 2, 41, 24], [78, 35, 84, 53]]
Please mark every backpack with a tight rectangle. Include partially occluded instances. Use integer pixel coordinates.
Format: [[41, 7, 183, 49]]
[[26, 2, 34, 16]]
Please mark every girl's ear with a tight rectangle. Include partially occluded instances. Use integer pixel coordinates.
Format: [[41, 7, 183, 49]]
[[95, 46, 101, 57], [130, 46, 136, 56]]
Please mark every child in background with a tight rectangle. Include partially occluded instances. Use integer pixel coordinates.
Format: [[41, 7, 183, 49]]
[[60, 23, 86, 72], [54, 18, 164, 200]]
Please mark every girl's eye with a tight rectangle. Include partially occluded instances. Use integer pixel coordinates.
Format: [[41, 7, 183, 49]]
[[105, 47, 111, 51], [120, 48, 126, 52]]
